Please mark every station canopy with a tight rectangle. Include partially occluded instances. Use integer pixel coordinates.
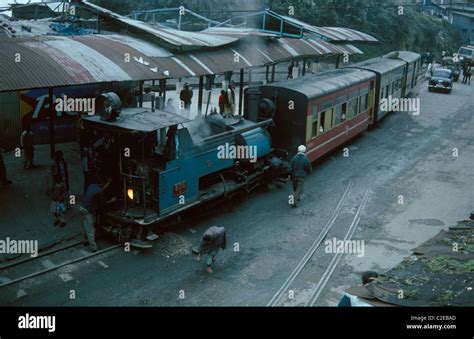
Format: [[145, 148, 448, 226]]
[[0, 1, 378, 93]]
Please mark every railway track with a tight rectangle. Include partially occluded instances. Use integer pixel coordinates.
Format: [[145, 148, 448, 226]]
[[0, 239, 122, 289], [267, 181, 370, 307]]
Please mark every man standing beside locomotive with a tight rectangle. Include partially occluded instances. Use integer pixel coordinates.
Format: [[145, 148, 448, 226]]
[[193, 226, 227, 274], [288, 145, 312, 208], [80, 180, 116, 252]]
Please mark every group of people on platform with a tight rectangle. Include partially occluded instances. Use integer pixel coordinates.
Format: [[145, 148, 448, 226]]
[[164, 81, 238, 119]]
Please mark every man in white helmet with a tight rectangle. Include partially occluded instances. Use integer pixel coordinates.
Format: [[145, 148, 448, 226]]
[[288, 145, 312, 207]]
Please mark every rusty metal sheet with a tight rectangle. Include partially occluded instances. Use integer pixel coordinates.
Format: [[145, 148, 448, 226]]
[[280, 15, 378, 43], [0, 32, 359, 92], [78, 0, 240, 51]]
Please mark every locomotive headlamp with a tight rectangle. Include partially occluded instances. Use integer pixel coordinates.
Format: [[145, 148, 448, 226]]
[[127, 188, 134, 200]]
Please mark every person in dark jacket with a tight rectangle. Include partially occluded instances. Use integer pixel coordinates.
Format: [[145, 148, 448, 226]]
[[80, 180, 116, 252], [288, 145, 312, 207], [194, 226, 226, 274], [50, 151, 69, 192], [287, 61, 294, 79], [179, 83, 193, 109]]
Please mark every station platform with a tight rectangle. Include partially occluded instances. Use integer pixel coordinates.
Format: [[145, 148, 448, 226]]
[[0, 143, 84, 261]]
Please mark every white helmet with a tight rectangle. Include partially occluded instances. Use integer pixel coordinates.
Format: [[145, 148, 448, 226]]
[[298, 145, 307, 153]]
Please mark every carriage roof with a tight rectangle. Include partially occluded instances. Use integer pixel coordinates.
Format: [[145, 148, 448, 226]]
[[83, 108, 190, 132], [384, 51, 421, 64], [349, 57, 406, 75], [258, 68, 375, 100]]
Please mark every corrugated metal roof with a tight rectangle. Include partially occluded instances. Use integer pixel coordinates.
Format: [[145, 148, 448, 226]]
[[77, 2, 377, 49], [280, 15, 378, 43], [77, 0, 241, 51], [258, 68, 375, 99], [334, 44, 364, 55], [0, 33, 350, 92], [201, 27, 279, 38]]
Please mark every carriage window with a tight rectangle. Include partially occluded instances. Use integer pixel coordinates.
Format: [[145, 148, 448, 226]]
[[319, 111, 326, 135], [312, 105, 318, 137], [385, 85, 390, 98], [348, 98, 358, 118], [360, 94, 368, 112], [335, 103, 347, 124], [341, 103, 347, 122], [312, 120, 318, 137], [312, 105, 319, 120]]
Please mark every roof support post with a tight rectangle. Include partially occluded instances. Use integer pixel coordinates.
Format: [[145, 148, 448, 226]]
[[265, 65, 269, 83], [96, 14, 101, 34], [160, 79, 167, 105], [239, 68, 244, 116], [302, 58, 307, 76], [248, 69, 252, 87], [271, 64, 276, 83], [138, 81, 144, 108], [48, 87, 55, 159], [198, 76, 204, 116]]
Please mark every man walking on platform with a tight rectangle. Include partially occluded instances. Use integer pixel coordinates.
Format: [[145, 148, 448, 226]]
[[288, 145, 312, 208]]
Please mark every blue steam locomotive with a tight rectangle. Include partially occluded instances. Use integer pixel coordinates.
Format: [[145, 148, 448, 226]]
[[82, 94, 283, 248]]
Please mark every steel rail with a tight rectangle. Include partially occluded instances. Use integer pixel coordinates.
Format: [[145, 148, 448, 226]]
[[0, 244, 122, 288], [267, 180, 353, 307]]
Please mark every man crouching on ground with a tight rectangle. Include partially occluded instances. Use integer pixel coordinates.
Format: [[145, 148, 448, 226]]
[[194, 226, 226, 274]]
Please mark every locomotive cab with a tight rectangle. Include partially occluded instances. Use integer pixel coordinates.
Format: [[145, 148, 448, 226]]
[[82, 93, 277, 248], [82, 103, 191, 247]]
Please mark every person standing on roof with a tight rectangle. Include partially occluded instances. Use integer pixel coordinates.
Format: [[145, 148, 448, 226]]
[[287, 61, 295, 79], [180, 83, 193, 118], [288, 145, 312, 208], [194, 226, 227, 274]]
